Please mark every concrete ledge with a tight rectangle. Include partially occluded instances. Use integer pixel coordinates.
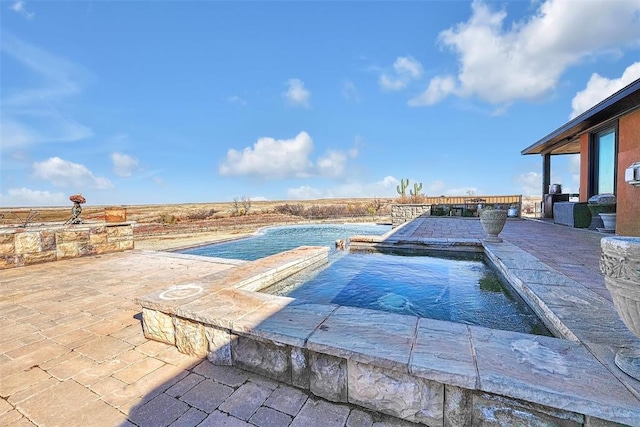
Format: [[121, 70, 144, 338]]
[[136, 244, 640, 426]]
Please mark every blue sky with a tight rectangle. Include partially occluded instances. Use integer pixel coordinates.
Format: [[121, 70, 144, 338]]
[[1, 0, 639, 207]]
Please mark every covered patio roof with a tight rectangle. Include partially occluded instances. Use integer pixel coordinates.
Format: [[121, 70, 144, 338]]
[[522, 78, 640, 156]]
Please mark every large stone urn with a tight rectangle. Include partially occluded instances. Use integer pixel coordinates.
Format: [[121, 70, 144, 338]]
[[600, 236, 640, 380], [479, 208, 507, 243]]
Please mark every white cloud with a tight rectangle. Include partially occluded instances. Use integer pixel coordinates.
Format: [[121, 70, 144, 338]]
[[515, 171, 542, 197], [425, 180, 446, 194], [11, 1, 34, 19], [220, 132, 314, 178], [110, 152, 139, 177], [408, 75, 457, 106], [287, 185, 324, 200], [219, 131, 358, 179], [316, 151, 349, 178], [316, 145, 358, 179], [33, 157, 113, 189], [283, 78, 311, 108], [342, 80, 360, 101], [443, 187, 480, 196], [287, 176, 404, 200], [0, 34, 92, 149], [0, 187, 65, 207], [379, 56, 424, 91], [570, 62, 640, 119], [415, 0, 640, 107]]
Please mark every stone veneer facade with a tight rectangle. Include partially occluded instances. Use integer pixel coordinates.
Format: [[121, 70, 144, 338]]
[[0, 222, 134, 269], [391, 204, 431, 227]]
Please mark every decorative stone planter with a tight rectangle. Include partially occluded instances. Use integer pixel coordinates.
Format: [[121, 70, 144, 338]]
[[600, 213, 617, 232], [600, 236, 640, 380], [479, 209, 507, 243], [105, 207, 127, 223]]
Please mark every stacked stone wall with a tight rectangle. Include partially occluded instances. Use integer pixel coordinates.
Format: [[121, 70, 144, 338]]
[[0, 222, 134, 269], [391, 204, 431, 227]]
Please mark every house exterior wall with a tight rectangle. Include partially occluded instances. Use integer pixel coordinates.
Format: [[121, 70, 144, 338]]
[[616, 109, 640, 236]]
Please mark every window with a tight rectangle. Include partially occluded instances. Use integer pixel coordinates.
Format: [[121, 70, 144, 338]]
[[590, 127, 616, 196]]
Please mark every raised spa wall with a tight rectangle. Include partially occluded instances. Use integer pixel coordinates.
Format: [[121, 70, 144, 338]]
[[0, 222, 134, 269], [136, 245, 640, 426]]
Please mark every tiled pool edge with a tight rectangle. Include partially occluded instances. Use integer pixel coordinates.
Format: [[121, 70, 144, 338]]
[[136, 241, 640, 426]]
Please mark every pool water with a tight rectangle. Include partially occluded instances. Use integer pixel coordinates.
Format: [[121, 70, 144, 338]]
[[180, 223, 391, 261], [264, 250, 551, 336]]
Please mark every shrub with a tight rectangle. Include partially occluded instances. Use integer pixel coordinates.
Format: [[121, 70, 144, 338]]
[[184, 209, 217, 221], [160, 213, 178, 224]]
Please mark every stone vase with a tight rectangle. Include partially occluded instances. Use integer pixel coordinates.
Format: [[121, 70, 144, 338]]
[[479, 209, 507, 243], [600, 236, 640, 380], [600, 213, 617, 231]]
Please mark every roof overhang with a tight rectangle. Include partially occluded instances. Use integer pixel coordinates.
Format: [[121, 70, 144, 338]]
[[522, 78, 640, 156]]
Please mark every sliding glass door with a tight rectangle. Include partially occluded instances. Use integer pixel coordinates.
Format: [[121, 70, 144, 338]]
[[591, 128, 616, 196]]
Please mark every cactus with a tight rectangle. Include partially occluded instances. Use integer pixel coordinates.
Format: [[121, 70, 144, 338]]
[[410, 182, 423, 197], [396, 179, 409, 197]]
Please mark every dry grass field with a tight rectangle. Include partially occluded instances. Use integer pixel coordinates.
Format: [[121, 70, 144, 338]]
[[0, 198, 393, 225], [0, 198, 394, 250]]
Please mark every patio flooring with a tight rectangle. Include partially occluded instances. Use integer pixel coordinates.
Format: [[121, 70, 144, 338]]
[[1, 218, 639, 426]]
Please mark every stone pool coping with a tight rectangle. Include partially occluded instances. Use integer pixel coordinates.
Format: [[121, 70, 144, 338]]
[[136, 229, 640, 426]]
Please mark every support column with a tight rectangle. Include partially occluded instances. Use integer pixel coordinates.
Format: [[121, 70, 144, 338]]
[[542, 153, 551, 199]]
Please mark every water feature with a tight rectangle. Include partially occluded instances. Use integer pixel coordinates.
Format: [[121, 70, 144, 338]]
[[179, 223, 390, 261], [263, 250, 551, 336]]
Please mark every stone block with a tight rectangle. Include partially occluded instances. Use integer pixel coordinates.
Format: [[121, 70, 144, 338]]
[[119, 239, 134, 251], [0, 232, 15, 245], [89, 230, 108, 245], [0, 241, 15, 255], [40, 231, 56, 251], [307, 306, 416, 371], [142, 308, 175, 344], [78, 243, 96, 257], [291, 347, 310, 389], [57, 242, 79, 259], [584, 415, 629, 427], [22, 251, 57, 266], [233, 302, 334, 348], [107, 224, 133, 240], [14, 231, 41, 254], [472, 392, 583, 426], [174, 317, 207, 357], [347, 359, 444, 425], [232, 336, 291, 383], [56, 230, 90, 243], [469, 326, 640, 424], [0, 255, 17, 269], [309, 352, 347, 403], [444, 385, 472, 427], [95, 242, 120, 255], [204, 325, 232, 366], [410, 318, 477, 389]]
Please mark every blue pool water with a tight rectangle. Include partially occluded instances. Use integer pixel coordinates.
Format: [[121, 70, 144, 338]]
[[265, 250, 551, 336], [179, 223, 391, 261]]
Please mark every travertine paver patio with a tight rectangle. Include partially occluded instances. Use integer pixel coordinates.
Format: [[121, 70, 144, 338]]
[[2, 217, 640, 426]]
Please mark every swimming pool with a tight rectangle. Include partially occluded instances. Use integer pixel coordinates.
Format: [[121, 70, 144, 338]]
[[263, 250, 551, 336], [179, 223, 391, 261]]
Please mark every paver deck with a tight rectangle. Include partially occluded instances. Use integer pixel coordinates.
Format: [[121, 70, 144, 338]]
[[1, 217, 640, 426]]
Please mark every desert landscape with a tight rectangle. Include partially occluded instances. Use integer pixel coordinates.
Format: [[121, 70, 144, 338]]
[[0, 198, 394, 251], [0, 195, 543, 251]]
